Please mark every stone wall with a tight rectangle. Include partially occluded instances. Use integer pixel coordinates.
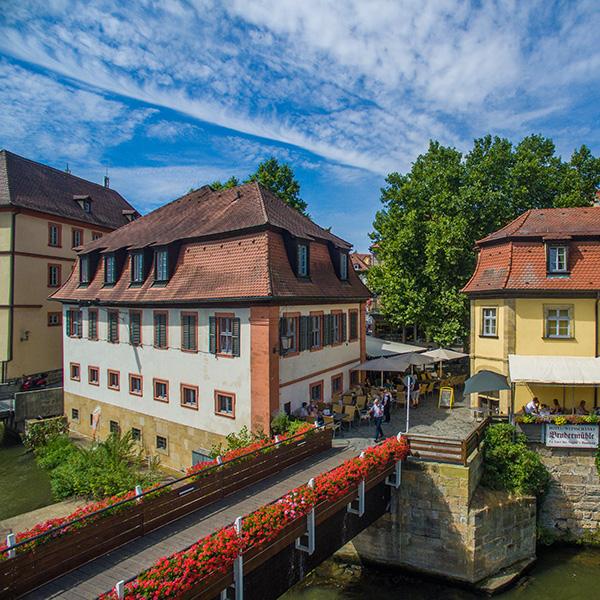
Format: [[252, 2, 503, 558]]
[[13, 386, 63, 429], [533, 444, 600, 541], [352, 454, 536, 585]]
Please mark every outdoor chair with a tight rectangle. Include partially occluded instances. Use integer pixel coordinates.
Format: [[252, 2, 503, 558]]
[[342, 394, 354, 406], [332, 393, 342, 404], [355, 395, 367, 410], [341, 405, 356, 429], [323, 415, 341, 437]]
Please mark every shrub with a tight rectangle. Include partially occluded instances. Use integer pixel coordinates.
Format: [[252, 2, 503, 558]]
[[481, 423, 550, 499], [24, 416, 68, 450], [209, 425, 268, 458], [270, 412, 292, 435]]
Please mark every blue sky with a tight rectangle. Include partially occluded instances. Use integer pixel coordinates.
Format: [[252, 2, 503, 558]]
[[1, 1, 599, 251]]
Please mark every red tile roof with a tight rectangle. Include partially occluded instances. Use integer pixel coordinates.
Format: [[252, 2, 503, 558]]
[[350, 252, 371, 272], [463, 207, 600, 295], [52, 184, 370, 305], [0, 150, 138, 230]]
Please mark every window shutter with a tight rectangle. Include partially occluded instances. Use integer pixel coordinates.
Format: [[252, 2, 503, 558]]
[[341, 313, 347, 342], [209, 316, 217, 354], [66, 310, 71, 336], [324, 314, 332, 346], [299, 316, 309, 351], [279, 317, 285, 355], [232, 318, 241, 357]]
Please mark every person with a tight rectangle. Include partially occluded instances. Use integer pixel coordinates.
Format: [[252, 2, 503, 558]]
[[382, 389, 392, 423], [384, 378, 394, 390], [576, 400, 589, 415], [307, 401, 317, 417], [411, 382, 420, 408], [539, 403, 551, 417], [297, 402, 309, 418], [524, 397, 540, 415], [315, 411, 325, 427], [370, 397, 385, 442], [550, 398, 562, 415]]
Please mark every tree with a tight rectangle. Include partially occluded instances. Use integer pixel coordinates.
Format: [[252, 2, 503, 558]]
[[369, 135, 600, 346], [210, 157, 308, 214]]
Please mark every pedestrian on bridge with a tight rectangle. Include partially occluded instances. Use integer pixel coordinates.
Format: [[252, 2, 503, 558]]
[[371, 397, 385, 442]]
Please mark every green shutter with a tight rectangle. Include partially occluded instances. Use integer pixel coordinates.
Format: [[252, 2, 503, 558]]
[[324, 314, 332, 346], [65, 310, 71, 336], [209, 316, 217, 354], [341, 313, 347, 342], [299, 316, 309, 351], [232, 318, 240, 357]]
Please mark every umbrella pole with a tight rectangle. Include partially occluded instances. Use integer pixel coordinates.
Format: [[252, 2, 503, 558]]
[[439, 360, 442, 378], [381, 370, 384, 387]]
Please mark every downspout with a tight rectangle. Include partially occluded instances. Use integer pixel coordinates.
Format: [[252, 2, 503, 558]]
[[595, 293, 599, 408]]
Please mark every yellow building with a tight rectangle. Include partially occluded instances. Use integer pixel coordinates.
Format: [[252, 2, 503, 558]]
[[463, 207, 600, 414], [0, 150, 138, 382]]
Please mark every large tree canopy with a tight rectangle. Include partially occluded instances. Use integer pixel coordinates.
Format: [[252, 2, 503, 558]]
[[368, 135, 600, 346], [210, 157, 307, 214]]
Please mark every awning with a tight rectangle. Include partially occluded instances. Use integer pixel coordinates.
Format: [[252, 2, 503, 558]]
[[464, 370, 510, 396], [422, 348, 468, 362], [366, 336, 425, 357], [508, 354, 600, 385], [353, 352, 435, 373]]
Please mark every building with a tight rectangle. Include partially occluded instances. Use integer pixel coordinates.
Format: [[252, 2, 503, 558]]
[[463, 206, 600, 414], [350, 252, 372, 284], [52, 183, 369, 470], [0, 150, 138, 382]]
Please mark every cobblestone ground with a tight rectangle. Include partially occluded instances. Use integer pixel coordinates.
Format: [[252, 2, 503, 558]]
[[339, 388, 476, 452]]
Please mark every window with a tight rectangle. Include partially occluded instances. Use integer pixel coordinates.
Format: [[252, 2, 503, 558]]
[[47, 312, 62, 327], [72, 228, 83, 248], [310, 380, 323, 403], [48, 264, 61, 288], [71, 408, 79, 421], [89, 413, 94, 426], [215, 390, 235, 418], [331, 312, 344, 344], [349, 309, 359, 341], [331, 374, 343, 395], [153, 311, 168, 348], [545, 306, 572, 339], [88, 366, 99, 386], [79, 255, 90, 284], [70, 362, 80, 381], [297, 243, 308, 277], [310, 313, 322, 350], [131, 252, 144, 284], [108, 310, 119, 343], [209, 315, 240, 356], [155, 248, 169, 282], [280, 315, 298, 355], [153, 378, 169, 402], [88, 309, 98, 340], [109, 420, 120, 435], [82, 199, 91, 213], [181, 384, 199, 409], [481, 308, 497, 337], [129, 374, 143, 396], [548, 246, 568, 274], [107, 369, 120, 391], [104, 254, 116, 285], [92, 231, 102, 240], [131, 427, 142, 442], [66, 309, 82, 338], [156, 435, 168, 451], [181, 312, 198, 352], [340, 253, 348, 280], [48, 223, 61, 247], [129, 311, 142, 346], [350, 370, 360, 386]]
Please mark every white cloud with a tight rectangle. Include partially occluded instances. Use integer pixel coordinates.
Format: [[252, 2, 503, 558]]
[[145, 120, 200, 141]]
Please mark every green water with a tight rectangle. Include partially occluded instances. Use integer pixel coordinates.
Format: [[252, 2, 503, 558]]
[[283, 545, 600, 599], [0, 433, 54, 521]]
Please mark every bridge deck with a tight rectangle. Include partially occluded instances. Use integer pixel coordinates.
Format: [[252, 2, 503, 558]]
[[25, 443, 356, 600]]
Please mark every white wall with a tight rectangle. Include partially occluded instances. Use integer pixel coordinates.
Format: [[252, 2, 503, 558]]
[[63, 304, 252, 436], [278, 302, 361, 414]]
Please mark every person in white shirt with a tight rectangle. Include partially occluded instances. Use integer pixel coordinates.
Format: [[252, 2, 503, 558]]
[[524, 397, 540, 415], [370, 398, 385, 442], [297, 402, 309, 418]]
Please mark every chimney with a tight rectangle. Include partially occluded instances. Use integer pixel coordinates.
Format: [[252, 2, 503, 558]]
[[65, 163, 71, 174], [104, 175, 110, 188]]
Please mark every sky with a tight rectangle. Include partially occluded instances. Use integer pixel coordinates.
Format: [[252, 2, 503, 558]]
[[1, 1, 599, 252]]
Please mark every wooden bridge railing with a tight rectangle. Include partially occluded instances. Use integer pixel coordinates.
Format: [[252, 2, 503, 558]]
[[406, 417, 491, 466], [0, 427, 333, 599]]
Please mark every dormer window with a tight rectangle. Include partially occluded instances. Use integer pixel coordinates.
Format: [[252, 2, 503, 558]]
[[79, 255, 90, 285], [154, 248, 169, 282], [340, 253, 348, 280], [73, 195, 92, 213], [131, 251, 144, 284], [297, 243, 308, 277], [104, 254, 116, 285], [548, 246, 568, 274], [83, 199, 91, 213]]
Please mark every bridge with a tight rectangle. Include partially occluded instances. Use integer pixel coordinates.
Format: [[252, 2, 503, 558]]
[[1, 414, 487, 600]]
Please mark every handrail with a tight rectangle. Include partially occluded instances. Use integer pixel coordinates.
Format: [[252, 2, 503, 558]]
[[6, 425, 327, 554]]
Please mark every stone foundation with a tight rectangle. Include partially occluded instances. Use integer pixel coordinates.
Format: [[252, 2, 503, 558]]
[[352, 454, 536, 585], [533, 444, 600, 541], [64, 392, 227, 472]]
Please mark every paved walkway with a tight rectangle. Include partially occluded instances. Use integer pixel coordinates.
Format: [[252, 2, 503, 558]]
[[25, 444, 357, 600]]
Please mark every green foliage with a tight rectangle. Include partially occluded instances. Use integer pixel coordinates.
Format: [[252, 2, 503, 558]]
[[481, 423, 550, 499], [369, 135, 600, 345], [519, 414, 537, 424], [23, 416, 68, 450], [270, 412, 292, 435], [209, 425, 268, 458], [34, 432, 159, 501], [211, 157, 308, 214]]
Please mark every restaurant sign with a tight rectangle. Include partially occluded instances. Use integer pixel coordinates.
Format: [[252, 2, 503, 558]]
[[545, 424, 599, 448]]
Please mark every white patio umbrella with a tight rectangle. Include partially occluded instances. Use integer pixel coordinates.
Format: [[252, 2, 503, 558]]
[[422, 348, 468, 377]]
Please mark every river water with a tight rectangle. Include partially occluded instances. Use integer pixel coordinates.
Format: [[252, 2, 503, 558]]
[[0, 433, 54, 521], [283, 545, 600, 600]]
